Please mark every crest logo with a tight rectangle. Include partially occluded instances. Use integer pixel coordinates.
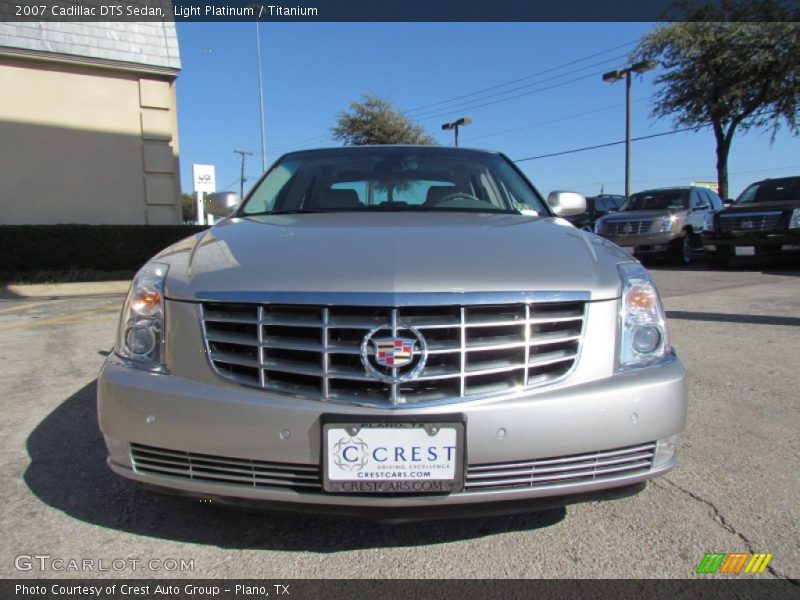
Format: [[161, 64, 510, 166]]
[[331, 436, 369, 471], [623, 222, 633, 235], [373, 337, 416, 368], [740, 219, 753, 229]]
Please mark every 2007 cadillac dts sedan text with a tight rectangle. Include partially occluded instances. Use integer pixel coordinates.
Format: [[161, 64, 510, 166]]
[[97, 146, 686, 519]]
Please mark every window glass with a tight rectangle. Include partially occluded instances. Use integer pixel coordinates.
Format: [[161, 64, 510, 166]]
[[621, 190, 689, 211], [239, 148, 548, 215], [735, 178, 800, 204]]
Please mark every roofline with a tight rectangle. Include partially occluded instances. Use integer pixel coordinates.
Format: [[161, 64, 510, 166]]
[[280, 145, 503, 157], [0, 47, 180, 79]]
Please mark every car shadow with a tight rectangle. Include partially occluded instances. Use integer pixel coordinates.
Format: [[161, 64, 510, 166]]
[[646, 256, 800, 275], [24, 381, 566, 552], [666, 310, 800, 328]]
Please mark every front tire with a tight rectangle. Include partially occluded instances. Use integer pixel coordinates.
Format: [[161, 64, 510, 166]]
[[671, 234, 692, 266]]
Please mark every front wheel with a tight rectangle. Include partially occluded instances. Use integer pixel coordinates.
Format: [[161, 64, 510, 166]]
[[671, 234, 692, 266]]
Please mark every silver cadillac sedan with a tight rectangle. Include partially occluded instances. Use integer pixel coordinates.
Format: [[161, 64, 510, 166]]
[[98, 146, 686, 519]]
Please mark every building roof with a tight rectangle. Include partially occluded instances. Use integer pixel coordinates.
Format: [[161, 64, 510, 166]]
[[0, 9, 180, 72]]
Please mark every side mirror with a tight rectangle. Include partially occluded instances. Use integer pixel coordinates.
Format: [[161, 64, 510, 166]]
[[206, 192, 241, 217], [546, 191, 587, 217]]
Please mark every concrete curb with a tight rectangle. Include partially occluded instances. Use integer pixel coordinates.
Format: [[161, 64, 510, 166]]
[[0, 280, 131, 299]]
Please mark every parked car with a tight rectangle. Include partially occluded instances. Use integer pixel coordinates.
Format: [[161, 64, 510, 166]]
[[98, 146, 686, 519], [564, 194, 625, 231], [594, 186, 724, 265], [702, 176, 800, 267]]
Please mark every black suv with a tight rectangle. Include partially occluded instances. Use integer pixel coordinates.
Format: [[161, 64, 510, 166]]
[[564, 194, 625, 231], [703, 176, 800, 267]]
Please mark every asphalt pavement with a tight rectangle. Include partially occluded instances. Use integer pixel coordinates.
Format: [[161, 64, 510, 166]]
[[0, 262, 797, 580]]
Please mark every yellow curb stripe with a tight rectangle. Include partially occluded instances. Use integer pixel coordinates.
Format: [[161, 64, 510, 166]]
[[0, 306, 120, 331], [757, 554, 773, 574]]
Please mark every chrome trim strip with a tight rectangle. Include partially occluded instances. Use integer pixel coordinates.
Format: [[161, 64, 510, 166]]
[[186, 290, 593, 305], [718, 211, 783, 217]]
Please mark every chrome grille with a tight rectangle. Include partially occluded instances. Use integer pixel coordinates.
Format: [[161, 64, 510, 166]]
[[718, 211, 783, 233], [201, 299, 586, 406], [465, 442, 655, 491], [130, 443, 322, 491], [606, 220, 653, 236]]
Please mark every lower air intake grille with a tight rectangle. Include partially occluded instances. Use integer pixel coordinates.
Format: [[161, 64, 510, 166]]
[[465, 442, 656, 491], [130, 443, 322, 491]]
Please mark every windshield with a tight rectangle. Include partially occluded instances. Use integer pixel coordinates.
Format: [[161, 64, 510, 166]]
[[239, 148, 547, 216], [621, 190, 689, 211], [593, 196, 625, 212], [735, 177, 800, 204]]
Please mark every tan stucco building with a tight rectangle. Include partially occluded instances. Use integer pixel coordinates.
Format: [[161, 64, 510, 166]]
[[0, 20, 182, 224]]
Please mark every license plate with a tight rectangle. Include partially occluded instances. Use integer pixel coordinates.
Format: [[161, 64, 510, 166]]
[[322, 421, 464, 493], [735, 246, 755, 256]]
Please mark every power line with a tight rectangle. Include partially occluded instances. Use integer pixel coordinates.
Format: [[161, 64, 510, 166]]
[[415, 69, 618, 123], [409, 54, 630, 120], [402, 39, 638, 115], [513, 104, 797, 163], [513, 125, 705, 163], [269, 134, 332, 153], [467, 97, 651, 142]]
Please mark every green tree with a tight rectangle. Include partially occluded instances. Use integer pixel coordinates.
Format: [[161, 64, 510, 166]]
[[332, 94, 436, 145], [632, 0, 800, 199], [181, 193, 195, 222]]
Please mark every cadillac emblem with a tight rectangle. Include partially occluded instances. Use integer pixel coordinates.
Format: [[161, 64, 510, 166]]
[[623, 222, 633, 235], [740, 219, 753, 229], [361, 325, 428, 383]]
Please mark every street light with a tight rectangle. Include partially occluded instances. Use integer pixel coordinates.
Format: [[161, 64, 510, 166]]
[[441, 117, 472, 147], [602, 60, 657, 196]]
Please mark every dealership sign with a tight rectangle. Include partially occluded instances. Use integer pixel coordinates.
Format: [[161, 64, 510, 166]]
[[192, 164, 216, 193]]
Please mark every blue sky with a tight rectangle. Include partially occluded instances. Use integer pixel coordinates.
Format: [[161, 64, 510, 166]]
[[175, 22, 799, 199]]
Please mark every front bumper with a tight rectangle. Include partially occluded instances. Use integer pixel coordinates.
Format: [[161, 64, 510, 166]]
[[603, 232, 678, 254], [97, 351, 686, 515], [703, 231, 800, 258]]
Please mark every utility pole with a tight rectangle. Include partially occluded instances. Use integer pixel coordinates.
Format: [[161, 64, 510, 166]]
[[234, 150, 253, 198]]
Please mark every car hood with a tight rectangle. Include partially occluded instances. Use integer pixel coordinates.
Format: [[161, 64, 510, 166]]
[[601, 209, 680, 222], [156, 213, 630, 302], [721, 201, 800, 213]]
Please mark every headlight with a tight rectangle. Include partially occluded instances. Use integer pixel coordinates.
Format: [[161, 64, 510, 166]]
[[114, 262, 169, 372], [594, 220, 603, 234], [658, 216, 677, 233], [618, 262, 670, 369], [789, 209, 800, 229], [703, 212, 715, 232]]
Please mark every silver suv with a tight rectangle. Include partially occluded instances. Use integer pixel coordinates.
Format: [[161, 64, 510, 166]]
[[98, 146, 686, 518], [595, 187, 724, 265]]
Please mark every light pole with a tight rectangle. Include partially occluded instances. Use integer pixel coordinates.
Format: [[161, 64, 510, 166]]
[[441, 117, 472, 147], [602, 60, 657, 196], [255, 21, 267, 172]]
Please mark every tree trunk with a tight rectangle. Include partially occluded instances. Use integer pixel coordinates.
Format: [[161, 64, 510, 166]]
[[713, 122, 731, 200]]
